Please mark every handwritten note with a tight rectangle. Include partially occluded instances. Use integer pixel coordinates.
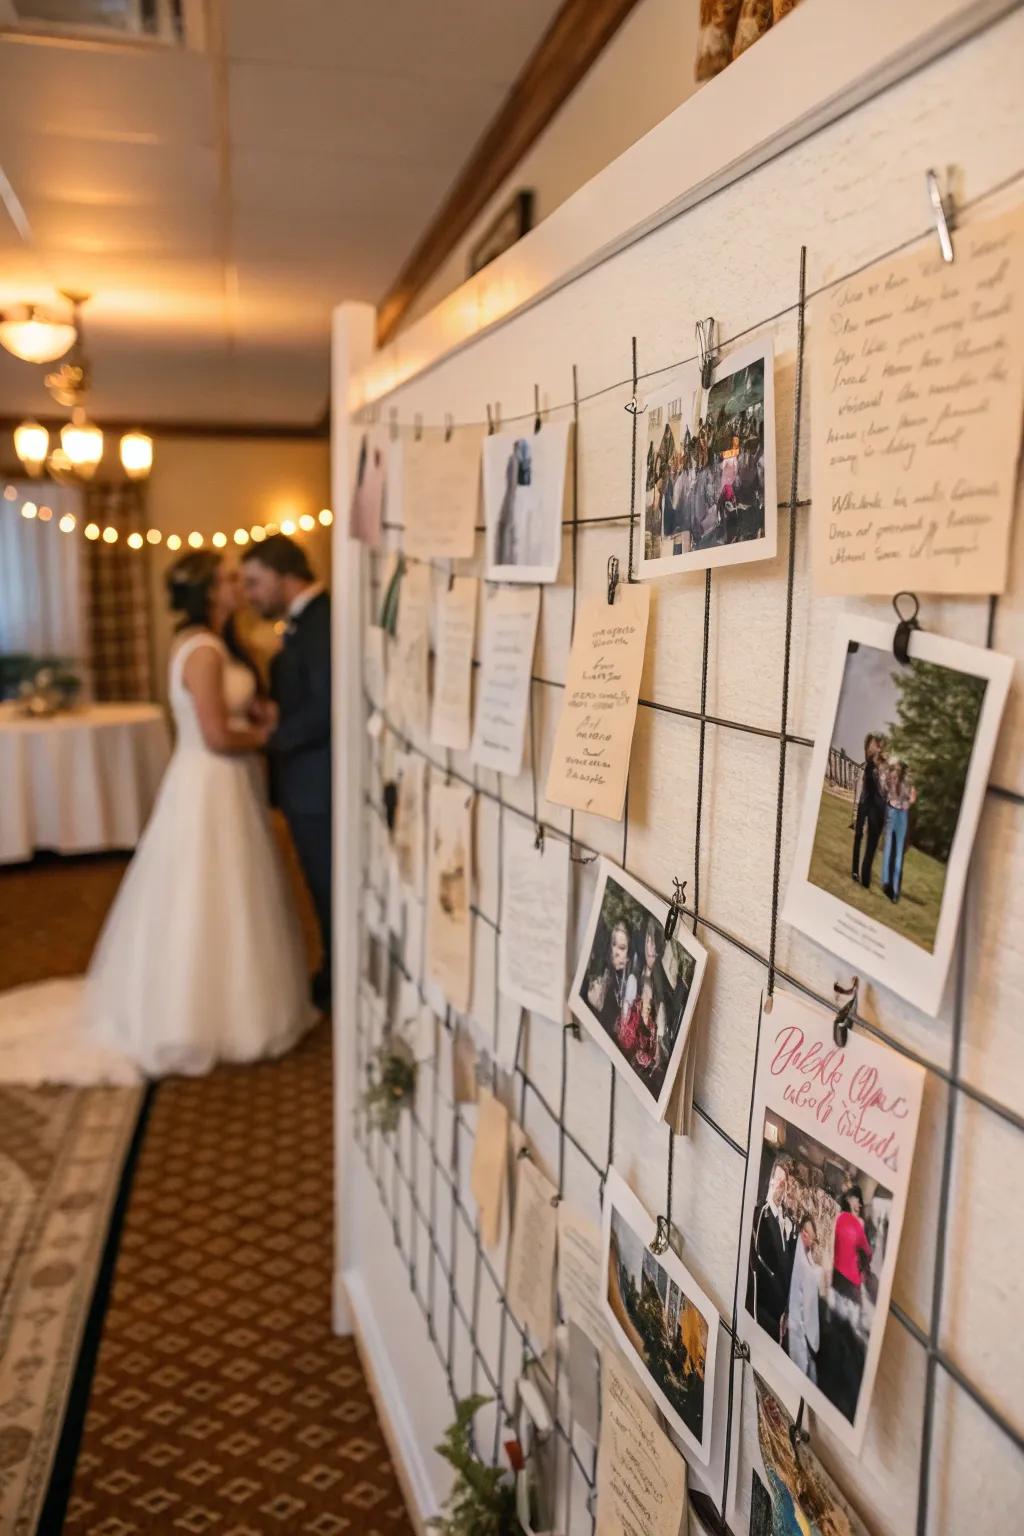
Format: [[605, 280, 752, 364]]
[[430, 576, 478, 751], [401, 426, 483, 560], [391, 561, 432, 736], [470, 585, 541, 776], [506, 1155, 558, 1350], [394, 754, 426, 893], [596, 1350, 687, 1536], [557, 1204, 615, 1357], [812, 203, 1024, 595], [425, 776, 473, 1015], [469, 1088, 509, 1249], [498, 820, 570, 1023], [546, 584, 651, 821]]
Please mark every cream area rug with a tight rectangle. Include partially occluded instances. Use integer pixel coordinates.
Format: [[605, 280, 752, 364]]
[[0, 1079, 143, 1534]]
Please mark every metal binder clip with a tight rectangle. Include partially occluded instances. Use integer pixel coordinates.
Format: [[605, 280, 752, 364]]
[[789, 1398, 811, 1462], [926, 168, 956, 264], [664, 877, 687, 941], [832, 977, 859, 1047], [696, 317, 717, 389], [892, 591, 920, 665], [533, 384, 542, 434], [607, 555, 620, 605], [413, 413, 423, 442], [732, 1337, 750, 1363], [444, 412, 454, 443], [486, 403, 494, 435], [649, 1216, 671, 1256], [534, 823, 544, 852], [564, 1019, 581, 1040]]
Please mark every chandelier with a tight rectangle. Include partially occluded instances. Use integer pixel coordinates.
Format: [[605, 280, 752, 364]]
[[5, 294, 153, 483]]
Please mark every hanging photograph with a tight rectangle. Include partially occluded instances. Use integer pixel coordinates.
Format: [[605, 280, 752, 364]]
[[569, 859, 707, 1122], [424, 772, 474, 1014], [738, 991, 924, 1454], [752, 1375, 871, 1536], [783, 614, 1012, 1015], [483, 420, 570, 584], [637, 337, 777, 578], [348, 429, 385, 546], [600, 1168, 718, 1465]]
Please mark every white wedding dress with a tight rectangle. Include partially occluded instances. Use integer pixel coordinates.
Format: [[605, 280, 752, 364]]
[[0, 632, 315, 1084]]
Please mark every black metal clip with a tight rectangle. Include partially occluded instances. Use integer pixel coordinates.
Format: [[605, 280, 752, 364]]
[[664, 877, 687, 941], [533, 384, 542, 434], [892, 591, 920, 665], [926, 168, 956, 264], [564, 1019, 581, 1040], [534, 823, 545, 852], [696, 317, 717, 389], [607, 555, 620, 605], [832, 976, 859, 1048], [413, 413, 423, 442], [649, 1216, 671, 1257], [444, 412, 454, 443], [447, 564, 456, 592], [731, 1337, 750, 1363], [789, 1398, 811, 1463]]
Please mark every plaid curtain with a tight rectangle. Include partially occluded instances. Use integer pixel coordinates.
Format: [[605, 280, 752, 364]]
[[85, 482, 155, 701]]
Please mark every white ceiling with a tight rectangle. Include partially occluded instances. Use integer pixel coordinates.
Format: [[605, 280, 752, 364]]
[[0, 0, 563, 425]]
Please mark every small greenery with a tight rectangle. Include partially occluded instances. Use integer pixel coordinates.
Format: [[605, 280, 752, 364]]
[[430, 1396, 516, 1536], [362, 1034, 417, 1133]]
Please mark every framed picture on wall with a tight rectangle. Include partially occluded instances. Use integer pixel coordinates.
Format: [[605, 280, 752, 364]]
[[469, 189, 534, 277]]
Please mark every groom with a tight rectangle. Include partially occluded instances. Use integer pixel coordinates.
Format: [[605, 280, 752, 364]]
[[241, 535, 332, 1011]]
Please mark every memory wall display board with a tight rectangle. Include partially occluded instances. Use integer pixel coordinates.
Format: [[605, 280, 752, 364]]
[[335, 9, 1024, 1534]]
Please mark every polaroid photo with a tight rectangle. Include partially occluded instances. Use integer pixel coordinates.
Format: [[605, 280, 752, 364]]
[[483, 420, 571, 584], [637, 336, 777, 578], [349, 429, 385, 547], [783, 614, 1012, 1015], [751, 1374, 871, 1535], [569, 858, 707, 1122], [738, 991, 924, 1454], [601, 1168, 719, 1465]]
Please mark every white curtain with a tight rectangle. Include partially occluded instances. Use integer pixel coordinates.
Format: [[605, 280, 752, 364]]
[[0, 481, 86, 662]]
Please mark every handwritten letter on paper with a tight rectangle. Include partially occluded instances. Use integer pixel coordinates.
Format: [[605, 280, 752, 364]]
[[470, 586, 541, 776], [431, 576, 478, 751], [403, 427, 483, 561], [596, 1351, 686, 1536], [469, 1089, 509, 1249], [392, 561, 432, 736], [546, 584, 651, 821], [507, 1155, 558, 1350], [813, 204, 1024, 595], [498, 819, 570, 1023]]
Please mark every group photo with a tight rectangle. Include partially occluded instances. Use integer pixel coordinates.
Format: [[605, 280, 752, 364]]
[[570, 862, 706, 1119], [483, 420, 569, 584], [745, 1110, 891, 1426]]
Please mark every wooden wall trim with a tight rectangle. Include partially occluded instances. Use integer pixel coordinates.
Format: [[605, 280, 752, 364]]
[[374, 0, 644, 347]]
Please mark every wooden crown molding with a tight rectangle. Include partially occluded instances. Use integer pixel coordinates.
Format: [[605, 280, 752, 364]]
[[374, 0, 644, 347]]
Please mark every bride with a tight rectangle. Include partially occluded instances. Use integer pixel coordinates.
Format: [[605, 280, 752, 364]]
[[0, 550, 315, 1084]]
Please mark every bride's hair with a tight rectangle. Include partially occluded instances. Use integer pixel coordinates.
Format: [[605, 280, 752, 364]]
[[167, 550, 221, 629]]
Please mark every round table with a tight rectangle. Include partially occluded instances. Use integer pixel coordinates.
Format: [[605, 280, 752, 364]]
[[0, 702, 172, 865]]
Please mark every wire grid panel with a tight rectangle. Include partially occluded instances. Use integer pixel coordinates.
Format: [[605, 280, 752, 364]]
[[342, 17, 1024, 1534]]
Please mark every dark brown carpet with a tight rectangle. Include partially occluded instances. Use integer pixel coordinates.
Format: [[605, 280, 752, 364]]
[[0, 853, 415, 1536]]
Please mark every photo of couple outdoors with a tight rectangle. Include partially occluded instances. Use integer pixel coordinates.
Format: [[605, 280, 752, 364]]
[[745, 1112, 891, 1425], [607, 1205, 709, 1445], [579, 874, 696, 1105], [643, 354, 768, 561], [808, 640, 988, 953]]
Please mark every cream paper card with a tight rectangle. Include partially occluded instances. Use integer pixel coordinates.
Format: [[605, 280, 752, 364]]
[[546, 584, 651, 821], [596, 1349, 687, 1536], [401, 426, 483, 560], [812, 202, 1024, 595], [469, 1088, 509, 1249], [430, 575, 478, 751], [498, 820, 570, 1024], [483, 420, 570, 584], [393, 754, 427, 894], [507, 1155, 558, 1351], [425, 775, 473, 1014], [392, 560, 432, 736], [557, 1204, 615, 1357], [470, 585, 541, 776]]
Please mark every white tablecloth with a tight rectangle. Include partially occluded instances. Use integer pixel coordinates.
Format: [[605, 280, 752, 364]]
[[0, 702, 172, 864]]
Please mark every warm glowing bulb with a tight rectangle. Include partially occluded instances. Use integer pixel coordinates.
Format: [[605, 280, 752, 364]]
[[250, 524, 266, 542], [167, 533, 182, 551], [21, 501, 38, 519], [318, 507, 333, 527], [119, 431, 153, 480], [3, 485, 16, 500], [58, 513, 76, 533], [298, 513, 315, 531], [211, 530, 227, 548], [84, 522, 101, 541], [127, 531, 144, 549], [233, 528, 249, 545], [14, 421, 49, 474], [187, 531, 203, 549], [102, 525, 118, 543], [38, 504, 53, 522], [264, 522, 279, 536], [61, 414, 104, 474], [280, 519, 296, 535], [146, 528, 162, 545]]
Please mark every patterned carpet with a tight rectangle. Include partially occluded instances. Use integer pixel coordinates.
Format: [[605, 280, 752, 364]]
[[0, 851, 414, 1535]]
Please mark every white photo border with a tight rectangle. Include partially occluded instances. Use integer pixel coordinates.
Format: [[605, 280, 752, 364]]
[[483, 419, 571, 584], [782, 614, 1012, 1015], [568, 857, 708, 1122]]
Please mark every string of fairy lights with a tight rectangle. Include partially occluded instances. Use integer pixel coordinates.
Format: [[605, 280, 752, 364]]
[[2, 481, 334, 550]]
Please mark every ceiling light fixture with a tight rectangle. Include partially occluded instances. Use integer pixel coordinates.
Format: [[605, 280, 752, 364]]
[[60, 410, 104, 478], [13, 420, 50, 475], [120, 430, 153, 480], [0, 304, 77, 364]]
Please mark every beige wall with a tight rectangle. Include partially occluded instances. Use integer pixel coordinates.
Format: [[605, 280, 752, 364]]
[[403, 0, 701, 326], [144, 433, 331, 699]]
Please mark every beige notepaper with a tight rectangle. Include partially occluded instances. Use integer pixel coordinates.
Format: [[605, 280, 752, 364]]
[[392, 560, 432, 735], [557, 1204, 615, 1357], [431, 576, 478, 751], [546, 583, 651, 821], [425, 776, 473, 1014], [402, 426, 483, 560], [469, 1088, 509, 1249], [596, 1350, 687, 1536], [506, 1155, 558, 1351], [498, 819, 570, 1023], [812, 202, 1024, 595], [470, 585, 541, 776]]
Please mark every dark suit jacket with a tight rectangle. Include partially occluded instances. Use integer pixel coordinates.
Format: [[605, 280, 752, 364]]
[[745, 1201, 795, 1337], [268, 590, 331, 818]]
